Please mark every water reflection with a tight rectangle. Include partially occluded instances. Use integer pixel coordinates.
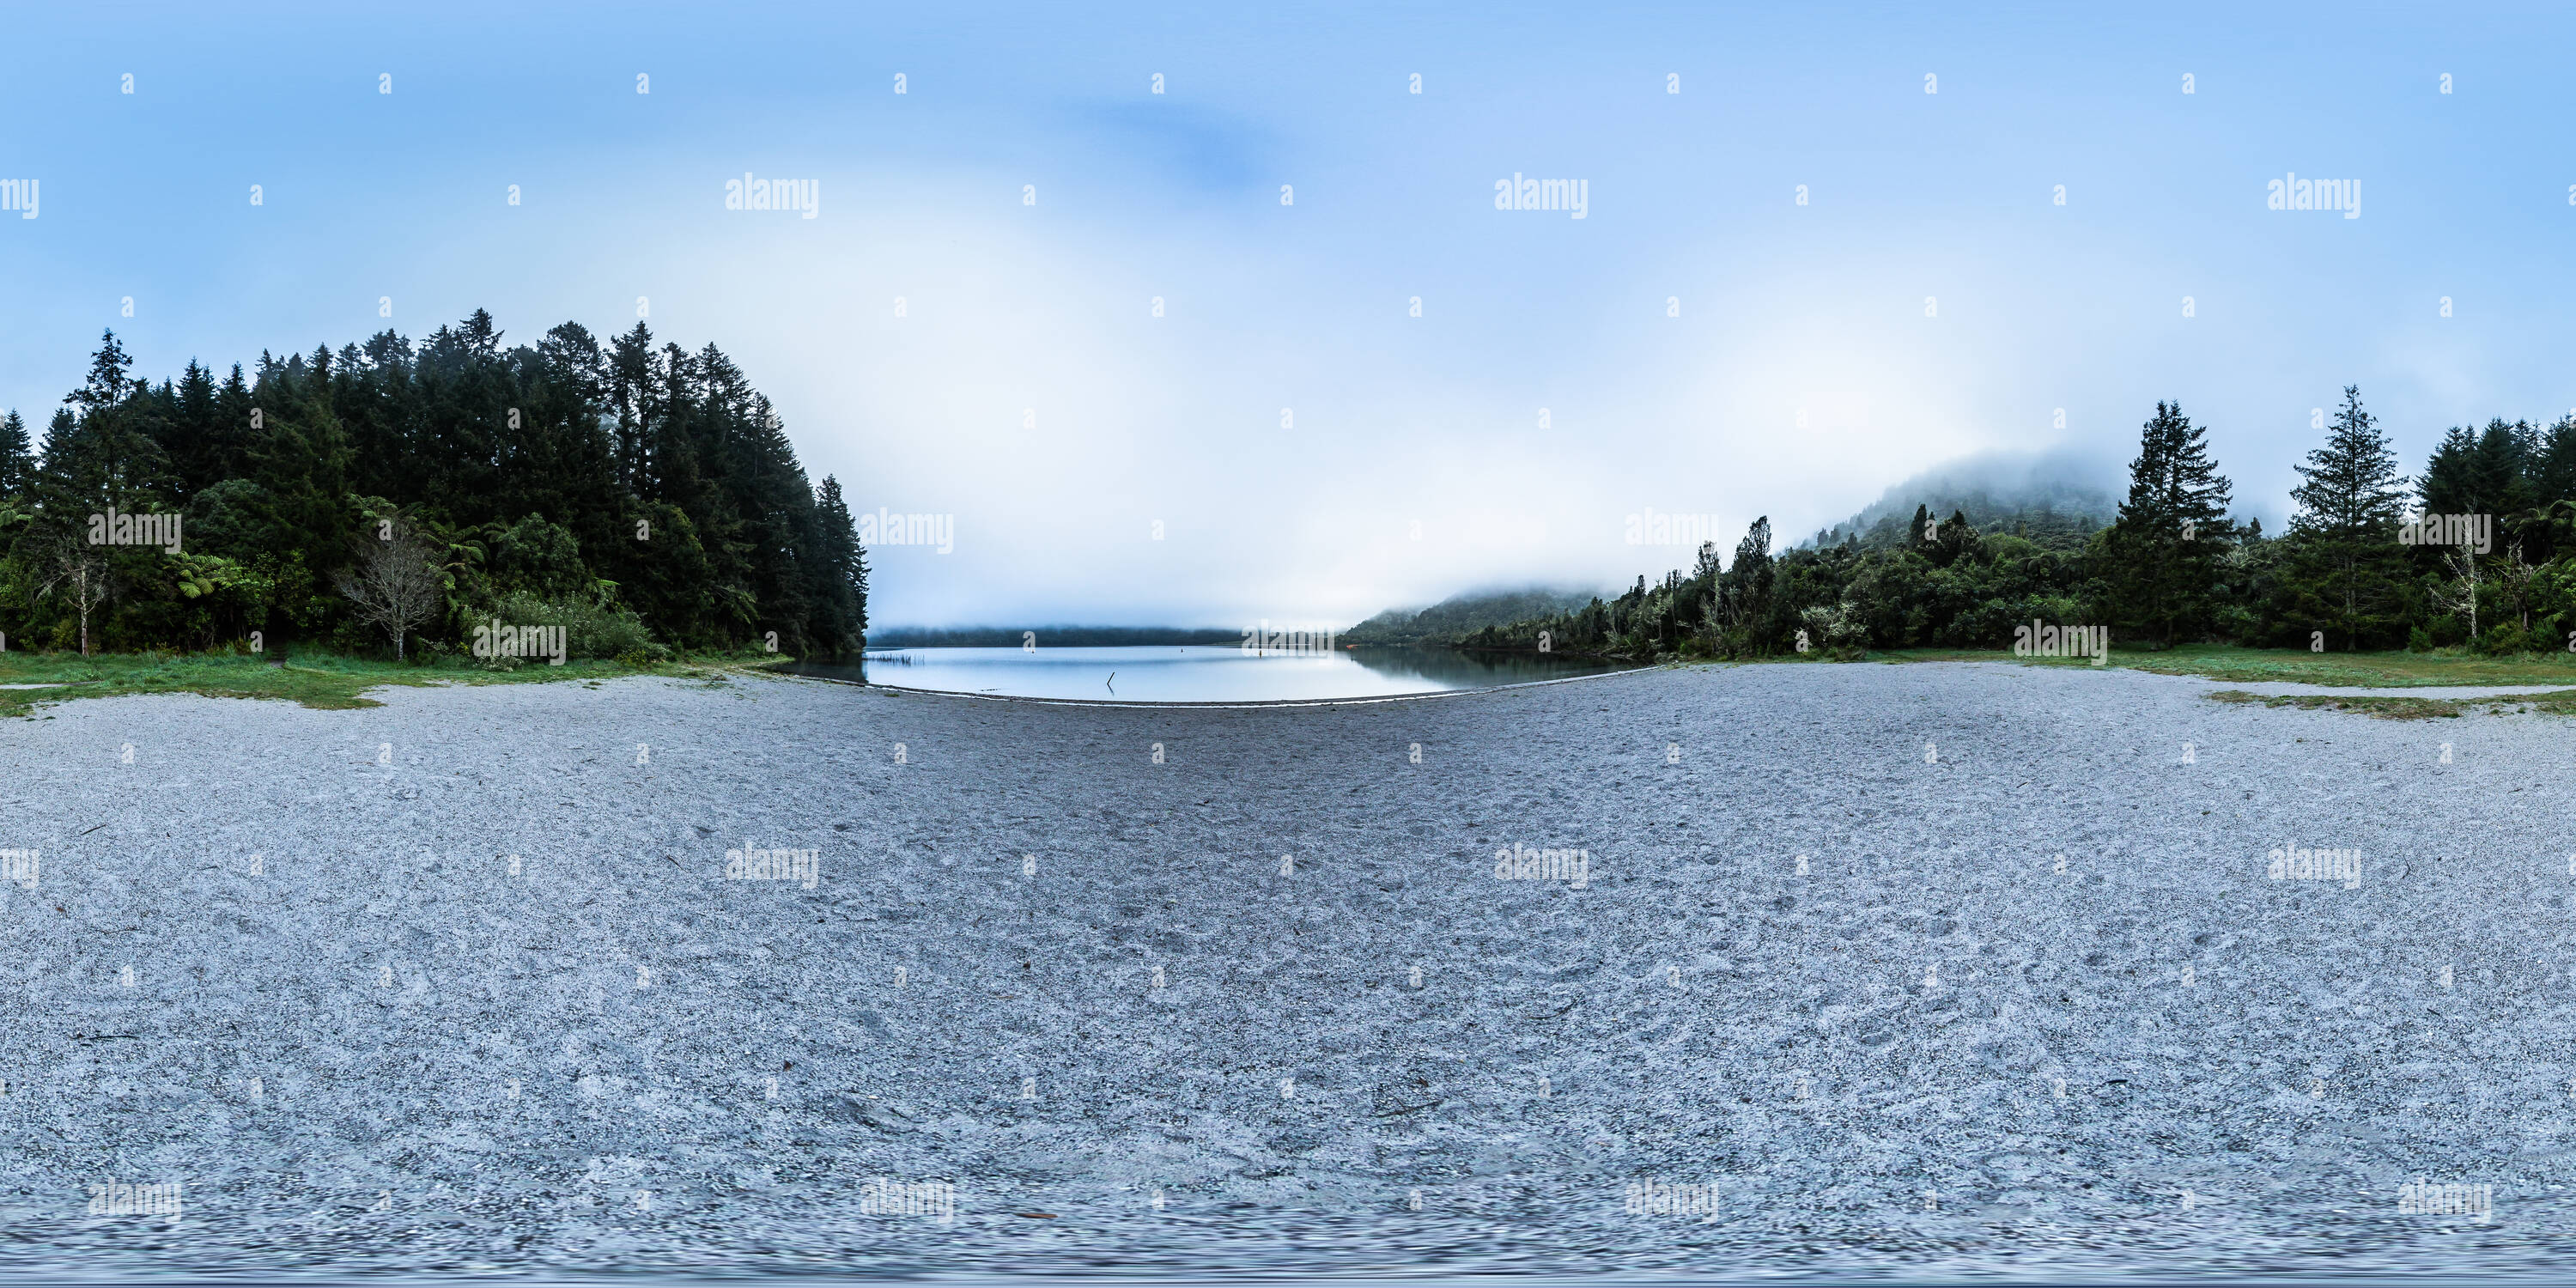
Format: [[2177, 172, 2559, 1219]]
[[786, 645, 1632, 702]]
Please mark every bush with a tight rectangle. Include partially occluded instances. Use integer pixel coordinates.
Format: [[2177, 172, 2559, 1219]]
[[478, 590, 655, 660], [2474, 621, 2536, 656], [2215, 603, 2261, 643], [329, 617, 392, 659], [1799, 602, 1866, 652], [2538, 611, 2569, 651], [616, 642, 675, 667]]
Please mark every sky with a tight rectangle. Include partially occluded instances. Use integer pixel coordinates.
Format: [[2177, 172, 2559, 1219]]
[[3, 1, 2572, 630]]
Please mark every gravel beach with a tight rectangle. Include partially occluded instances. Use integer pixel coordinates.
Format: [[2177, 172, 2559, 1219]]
[[3, 660, 2573, 1279]]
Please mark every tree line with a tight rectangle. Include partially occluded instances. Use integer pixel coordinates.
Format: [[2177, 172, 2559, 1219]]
[[0, 314, 867, 659], [1461, 386, 2576, 659]]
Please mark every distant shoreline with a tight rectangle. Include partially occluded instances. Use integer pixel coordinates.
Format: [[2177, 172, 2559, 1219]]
[[866, 627, 1243, 649]]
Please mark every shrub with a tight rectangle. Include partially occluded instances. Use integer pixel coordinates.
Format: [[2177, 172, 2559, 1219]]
[[2475, 621, 2536, 656], [2537, 612, 2569, 654], [478, 589, 656, 659], [1798, 603, 1864, 651], [1797, 602, 1873, 659]]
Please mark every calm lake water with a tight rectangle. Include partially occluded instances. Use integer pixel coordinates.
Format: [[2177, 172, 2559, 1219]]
[[789, 645, 1631, 702]]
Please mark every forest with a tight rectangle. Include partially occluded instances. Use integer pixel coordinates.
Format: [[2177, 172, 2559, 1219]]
[[0, 314, 867, 661], [1458, 387, 2576, 659]]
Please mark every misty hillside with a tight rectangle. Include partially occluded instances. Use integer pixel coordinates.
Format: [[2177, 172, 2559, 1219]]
[[1352, 449, 2123, 647], [1801, 447, 2123, 552], [1345, 587, 1602, 645]]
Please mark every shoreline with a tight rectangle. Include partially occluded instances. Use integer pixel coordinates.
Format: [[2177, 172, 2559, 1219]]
[[802, 655, 2576, 712], [791, 661, 1659, 709]]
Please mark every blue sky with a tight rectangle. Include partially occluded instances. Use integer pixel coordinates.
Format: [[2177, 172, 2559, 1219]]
[[3, 2, 2572, 628]]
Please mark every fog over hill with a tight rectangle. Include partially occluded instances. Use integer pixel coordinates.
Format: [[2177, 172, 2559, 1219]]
[[1347, 445, 2134, 639], [1800, 444, 2129, 550], [1344, 587, 1603, 645]]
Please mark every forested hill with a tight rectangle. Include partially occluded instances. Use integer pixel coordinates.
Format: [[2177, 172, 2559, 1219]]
[[1344, 587, 1601, 645], [1447, 392, 2576, 660], [1801, 452, 2122, 552], [0, 313, 867, 659]]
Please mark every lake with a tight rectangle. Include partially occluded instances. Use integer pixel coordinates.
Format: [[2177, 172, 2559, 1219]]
[[788, 645, 1632, 702]]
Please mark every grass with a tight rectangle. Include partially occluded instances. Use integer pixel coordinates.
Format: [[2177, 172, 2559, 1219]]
[[1877, 641, 2576, 688], [2203, 689, 2465, 720], [1780, 642, 2576, 720], [2204, 687, 2576, 720], [0, 648, 786, 716]]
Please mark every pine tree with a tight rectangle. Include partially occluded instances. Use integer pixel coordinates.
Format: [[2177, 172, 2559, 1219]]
[[2525, 415, 2576, 509], [1690, 540, 1722, 585], [239, 359, 353, 560], [609, 323, 658, 492], [39, 407, 76, 467], [2417, 424, 2477, 516], [2470, 418, 2534, 515], [2284, 386, 2411, 648], [810, 474, 869, 652], [68, 329, 138, 413], [3, 311, 862, 657], [2421, 417, 2534, 521], [1716, 516, 1774, 628], [39, 332, 176, 519], [2099, 400, 2234, 645], [210, 363, 255, 483], [0, 410, 33, 500]]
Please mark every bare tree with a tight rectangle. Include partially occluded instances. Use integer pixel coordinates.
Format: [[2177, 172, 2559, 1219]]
[[2433, 544, 2482, 642], [332, 521, 445, 661], [36, 529, 112, 657], [2494, 539, 2537, 634]]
